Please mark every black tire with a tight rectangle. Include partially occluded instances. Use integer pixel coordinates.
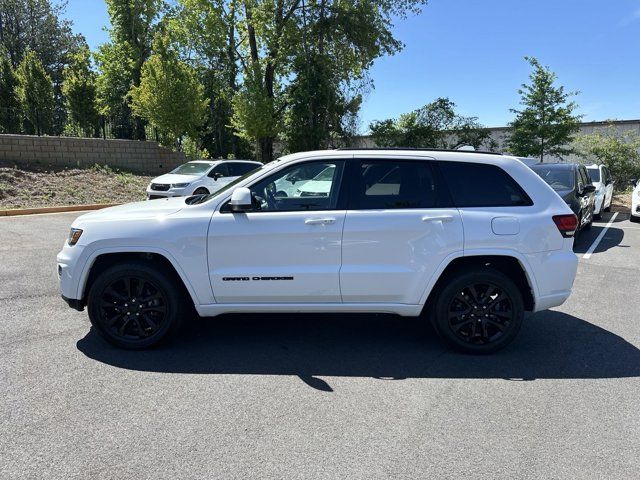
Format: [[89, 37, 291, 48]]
[[584, 215, 592, 230], [193, 187, 209, 195], [87, 261, 187, 349], [631, 214, 640, 223], [431, 268, 524, 354]]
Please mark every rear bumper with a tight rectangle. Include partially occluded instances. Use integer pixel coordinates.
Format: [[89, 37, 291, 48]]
[[526, 249, 578, 312]]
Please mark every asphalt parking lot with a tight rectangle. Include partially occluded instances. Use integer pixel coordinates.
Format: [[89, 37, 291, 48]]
[[1, 211, 639, 479]]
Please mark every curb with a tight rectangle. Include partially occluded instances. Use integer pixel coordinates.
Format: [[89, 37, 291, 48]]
[[0, 203, 118, 217]]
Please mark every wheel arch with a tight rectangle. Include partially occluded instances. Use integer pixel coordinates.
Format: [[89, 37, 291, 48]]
[[421, 253, 536, 316], [77, 249, 199, 308]]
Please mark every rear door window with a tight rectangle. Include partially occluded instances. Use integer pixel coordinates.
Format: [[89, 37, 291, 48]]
[[438, 161, 532, 207], [209, 163, 230, 178], [228, 162, 259, 176], [350, 160, 442, 209]]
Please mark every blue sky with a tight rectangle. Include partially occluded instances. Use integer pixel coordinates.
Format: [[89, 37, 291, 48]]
[[62, 0, 640, 131]]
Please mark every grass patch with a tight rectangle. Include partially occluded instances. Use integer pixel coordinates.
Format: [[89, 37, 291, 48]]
[[0, 163, 153, 209]]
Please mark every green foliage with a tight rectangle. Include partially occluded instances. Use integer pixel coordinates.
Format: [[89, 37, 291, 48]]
[[167, 0, 251, 158], [130, 42, 209, 147], [508, 57, 582, 162], [98, 0, 163, 140], [369, 97, 493, 149], [573, 124, 640, 188], [181, 136, 211, 160], [62, 46, 100, 137], [0, 47, 20, 133], [94, 42, 136, 138], [15, 50, 54, 135], [231, 0, 428, 162], [0, 0, 87, 133]]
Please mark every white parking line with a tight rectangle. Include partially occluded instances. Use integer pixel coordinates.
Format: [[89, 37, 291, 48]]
[[583, 212, 619, 259]]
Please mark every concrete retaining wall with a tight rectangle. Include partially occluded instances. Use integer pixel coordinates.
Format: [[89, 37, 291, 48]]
[[0, 134, 187, 175]]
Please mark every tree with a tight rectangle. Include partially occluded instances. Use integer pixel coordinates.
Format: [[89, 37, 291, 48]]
[[508, 57, 581, 162], [62, 46, 100, 137], [231, 0, 428, 162], [0, 46, 20, 133], [98, 0, 163, 140], [0, 0, 87, 133], [130, 40, 209, 148], [95, 42, 135, 139], [15, 50, 54, 135], [165, 0, 251, 158], [369, 97, 493, 150], [573, 124, 640, 186]]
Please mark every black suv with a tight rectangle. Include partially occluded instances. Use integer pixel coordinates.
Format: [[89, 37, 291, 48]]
[[530, 163, 596, 236]]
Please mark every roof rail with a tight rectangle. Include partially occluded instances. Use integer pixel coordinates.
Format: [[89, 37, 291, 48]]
[[335, 147, 503, 156]]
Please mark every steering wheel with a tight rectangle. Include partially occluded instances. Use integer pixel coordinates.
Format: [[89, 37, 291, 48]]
[[264, 183, 278, 209]]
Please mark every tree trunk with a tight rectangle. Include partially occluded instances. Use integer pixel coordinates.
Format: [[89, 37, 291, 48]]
[[257, 137, 273, 163]]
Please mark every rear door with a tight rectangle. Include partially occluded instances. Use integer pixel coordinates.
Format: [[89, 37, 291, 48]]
[[340, 157, 463, 304]]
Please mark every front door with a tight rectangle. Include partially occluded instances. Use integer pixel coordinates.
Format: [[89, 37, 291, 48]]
[[208, 159, 347, 303], [340, 158, 463, 304]]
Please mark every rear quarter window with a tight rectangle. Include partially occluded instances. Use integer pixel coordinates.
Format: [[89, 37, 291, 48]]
[[438, 161, 533, 207]]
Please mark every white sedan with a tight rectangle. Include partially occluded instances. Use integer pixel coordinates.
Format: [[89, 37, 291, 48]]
[[632, 179, 640, 222], [146, 160, 261, 199]]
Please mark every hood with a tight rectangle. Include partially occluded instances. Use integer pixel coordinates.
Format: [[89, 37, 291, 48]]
[[150, 173, 201, 185], [76, 197, 186, 223]]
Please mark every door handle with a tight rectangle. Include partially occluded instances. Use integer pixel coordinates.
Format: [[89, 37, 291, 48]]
[[422, 215, 454, 223], [305, 217, 336, 225]]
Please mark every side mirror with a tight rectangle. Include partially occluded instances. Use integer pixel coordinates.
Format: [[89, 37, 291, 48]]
[[212, 172, 225, 181], [630, 179, 638, 187], [229, 187, 253, 212]]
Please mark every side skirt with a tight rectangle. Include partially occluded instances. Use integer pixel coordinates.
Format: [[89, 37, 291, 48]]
[[195, 303, 423, 317]]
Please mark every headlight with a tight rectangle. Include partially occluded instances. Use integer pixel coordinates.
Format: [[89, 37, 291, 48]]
[[172, 183, 190, 188], [68, 228, 83, 246]]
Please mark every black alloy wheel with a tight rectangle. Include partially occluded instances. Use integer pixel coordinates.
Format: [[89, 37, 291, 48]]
[[98, 276, 167, 341], [87, 261, 186, 349], [432, 269, 524, 353], [447, 282, 513, 345]]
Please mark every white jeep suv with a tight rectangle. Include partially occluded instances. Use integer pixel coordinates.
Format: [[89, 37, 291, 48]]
[[146, 159, 260, 199], [58, 149, 579, 354]]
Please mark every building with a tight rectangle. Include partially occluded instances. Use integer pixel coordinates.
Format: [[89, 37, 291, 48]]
[[343, 119, 640, 163]]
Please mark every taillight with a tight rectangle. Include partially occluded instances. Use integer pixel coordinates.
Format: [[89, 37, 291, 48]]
[[552, 214, 578, 238]]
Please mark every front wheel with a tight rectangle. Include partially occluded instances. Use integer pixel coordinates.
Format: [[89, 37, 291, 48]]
[[432, 269, 524, 354], [87, 261, 186, 349]]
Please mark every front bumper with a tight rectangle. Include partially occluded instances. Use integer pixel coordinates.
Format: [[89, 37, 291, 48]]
[[57, 242, 88, 303], [62, 294, 85, 311], [146, 186, 190, 199]]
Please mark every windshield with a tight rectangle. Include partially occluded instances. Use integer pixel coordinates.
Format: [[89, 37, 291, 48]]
[[587, 167, 600, 183], [313, 165, 336, 181], [170, 162, 213, 175], [531, 166, 574, 191]]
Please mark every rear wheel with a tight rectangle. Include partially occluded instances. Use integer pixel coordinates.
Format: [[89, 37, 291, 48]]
[[431, 269, 524, 354], [87, 261, 187, 349]]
